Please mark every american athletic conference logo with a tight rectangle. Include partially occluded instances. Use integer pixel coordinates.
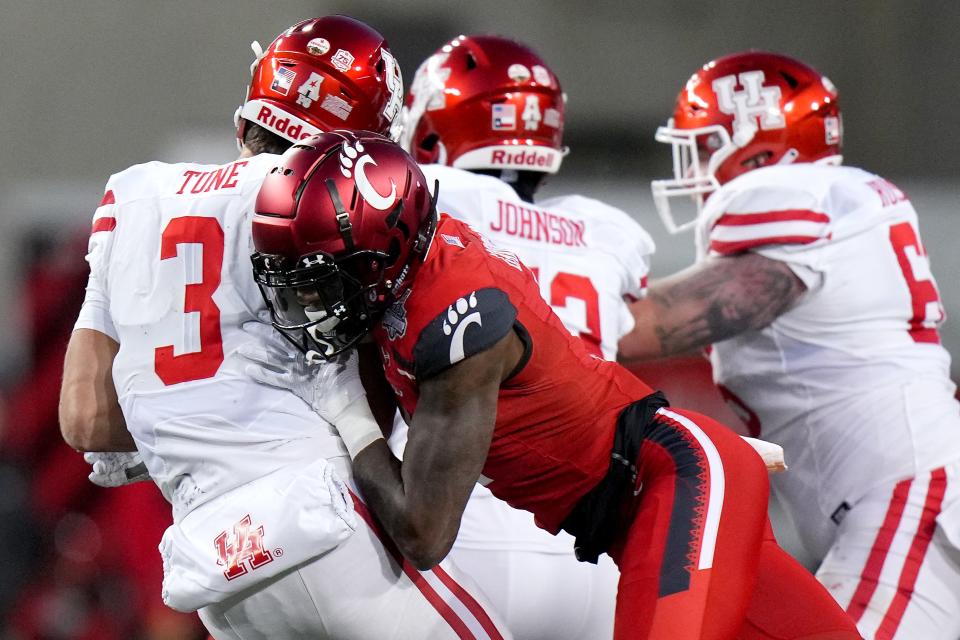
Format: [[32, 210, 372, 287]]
[[712, 71, 786, 140], [382, 289, 411, 340]]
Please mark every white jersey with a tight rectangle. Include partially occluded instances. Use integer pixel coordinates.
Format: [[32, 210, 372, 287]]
[[696, 163, 960, 539], [75, 155, 346, 520], [423, 164, 654, 360]]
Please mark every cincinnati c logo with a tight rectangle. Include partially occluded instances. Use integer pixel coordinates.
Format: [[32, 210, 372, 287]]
[[443, 292, 481, 364], [339, 141, 398, 211]]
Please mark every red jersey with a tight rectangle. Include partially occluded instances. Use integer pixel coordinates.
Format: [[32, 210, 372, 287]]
[[372, 216, 653, 532]]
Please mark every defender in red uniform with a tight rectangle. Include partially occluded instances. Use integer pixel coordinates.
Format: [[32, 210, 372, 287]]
[[248, 131, 860, 639]]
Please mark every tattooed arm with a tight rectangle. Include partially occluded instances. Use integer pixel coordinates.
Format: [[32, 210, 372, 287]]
[[618, 253, 806, 361]]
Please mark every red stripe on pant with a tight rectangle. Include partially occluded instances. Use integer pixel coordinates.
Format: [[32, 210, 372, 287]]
[[432, 564, 504, 640], [349, 490, 503, 640], [845, 478, 913, 622], [875, 468, 948, 639]]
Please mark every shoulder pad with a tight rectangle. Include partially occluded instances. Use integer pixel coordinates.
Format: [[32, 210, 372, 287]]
[[413, 287, 517, 380]]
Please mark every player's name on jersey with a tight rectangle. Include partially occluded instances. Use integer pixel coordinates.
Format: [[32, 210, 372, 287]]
[[490, 199, 586, 247], [176, 160, 251, 195]]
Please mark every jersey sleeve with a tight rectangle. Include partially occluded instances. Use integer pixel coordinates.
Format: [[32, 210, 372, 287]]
[[74, 185, 119, 340], [412, 287, 517, 380], [706, 184, 831, 290], [621, 219, 655, 302]]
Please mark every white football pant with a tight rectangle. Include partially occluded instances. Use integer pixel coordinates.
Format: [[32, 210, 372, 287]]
[[817, 462, 960, 640], [199, 456, 511, 640]]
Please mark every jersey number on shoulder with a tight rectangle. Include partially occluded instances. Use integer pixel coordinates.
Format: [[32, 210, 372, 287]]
[[530, 267, 603, 358], [154, 216, 225, 385], [889, 221, 944, 344]]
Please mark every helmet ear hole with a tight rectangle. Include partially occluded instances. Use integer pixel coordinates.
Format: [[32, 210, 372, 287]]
[[465, 52, 478, 71], [418, 133, 440, 152], [387, 237, 402, 266], [779, 71, 799, 88]]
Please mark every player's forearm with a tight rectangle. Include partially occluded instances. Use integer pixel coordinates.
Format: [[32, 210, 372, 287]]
[[351, 440, 456, 569], [618, 289, 717, 360], [59, 329, 135, 452], [620, 255, 805, 360], [60, 383, 134, 451], [618, 297, 685, 361]]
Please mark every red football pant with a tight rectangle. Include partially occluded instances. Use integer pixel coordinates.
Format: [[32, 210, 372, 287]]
[[608, 408, 860, 640]]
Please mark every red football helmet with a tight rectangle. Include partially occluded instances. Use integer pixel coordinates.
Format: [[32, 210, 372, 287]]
[[652, 51, 843, 232], [400, 35, 566, 174], [235, 16, 403, 147], [252, 130, 437, 359]]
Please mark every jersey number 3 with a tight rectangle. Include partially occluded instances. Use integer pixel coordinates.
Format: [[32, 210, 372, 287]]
[[154, 217, 225, 385]]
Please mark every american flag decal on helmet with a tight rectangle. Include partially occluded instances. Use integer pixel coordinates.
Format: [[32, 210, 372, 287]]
[[271, 67, 297, 96]]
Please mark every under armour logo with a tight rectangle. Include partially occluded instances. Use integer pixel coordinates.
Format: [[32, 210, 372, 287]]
[[214, 514, 275, 581], [301, 254, 325, 268], [712, 71, 785, 143], [338, 141, 398, 211]]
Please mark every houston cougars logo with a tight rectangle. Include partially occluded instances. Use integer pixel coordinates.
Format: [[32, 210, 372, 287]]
[[339, 141, 398, 211], [712, 71, 785, 137], [214, 514, 274, 581]]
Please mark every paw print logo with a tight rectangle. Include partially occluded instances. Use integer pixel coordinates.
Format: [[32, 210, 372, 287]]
[[338, 140, 398, 211], [443, 292, 481, 363], [338, 140, 364, 178]]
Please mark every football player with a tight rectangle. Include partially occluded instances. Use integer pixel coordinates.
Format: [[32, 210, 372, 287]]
[[393, 34, 652, 638], [59, 17, 509, 640], [246, 129, 861, 639], [620, 50, 960, 639]]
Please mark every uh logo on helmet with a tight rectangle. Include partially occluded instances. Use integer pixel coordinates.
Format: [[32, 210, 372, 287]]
[[251, 131, 436, 360], [651, 51, 842, 233], [235, 15, 404, 149]]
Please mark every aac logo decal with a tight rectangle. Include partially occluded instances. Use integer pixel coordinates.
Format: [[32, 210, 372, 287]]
[[382, 289, 411, 341], [338, 140, 398, 211]]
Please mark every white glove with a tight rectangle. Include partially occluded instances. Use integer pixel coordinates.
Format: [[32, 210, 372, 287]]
[[238, 332, 383, 458], [741, 436, 787, 473], [84, 451, 151, 487], [237, 334, 323, 408]]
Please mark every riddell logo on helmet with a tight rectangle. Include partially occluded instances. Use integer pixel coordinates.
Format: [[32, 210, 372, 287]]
[[490, 148, 555, 169], [256, 105, 313, 140]]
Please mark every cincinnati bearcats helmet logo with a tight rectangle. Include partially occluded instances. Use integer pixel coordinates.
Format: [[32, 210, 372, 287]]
[[338, 140, 398, 210], [712, 71, 785, 144]]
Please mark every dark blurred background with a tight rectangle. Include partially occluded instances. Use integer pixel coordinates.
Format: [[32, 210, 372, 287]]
[[0, 1, 957, 637]]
